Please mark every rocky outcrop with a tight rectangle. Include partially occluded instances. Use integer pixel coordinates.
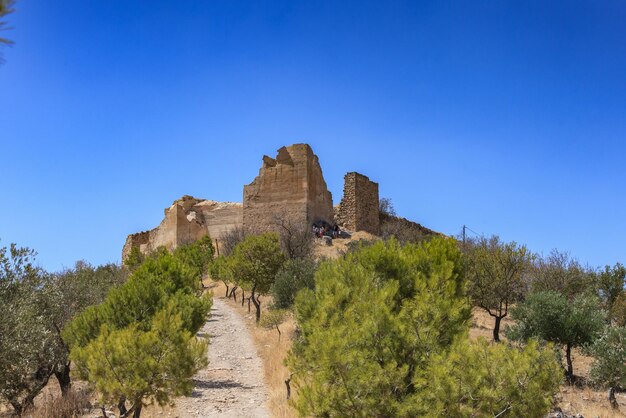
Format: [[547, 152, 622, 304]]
[[243, 144, 334, 234], [122, 196, 242, 261]]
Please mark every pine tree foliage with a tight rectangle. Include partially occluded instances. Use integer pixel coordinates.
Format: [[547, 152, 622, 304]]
[[287, 238, 561, 417], [64, 250, 211, 417], [423, 338, 562, 417], [71, 302, 207, 416], [173, 235, 215, 280]]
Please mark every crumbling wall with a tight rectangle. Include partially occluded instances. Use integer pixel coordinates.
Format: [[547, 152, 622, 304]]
[[337, 172, 380, 235], [122, 195, 243, 262], [243, 144, 334, 234]]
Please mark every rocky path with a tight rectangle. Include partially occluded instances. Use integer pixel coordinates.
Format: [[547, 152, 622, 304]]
[[176, 298, 270, 418]]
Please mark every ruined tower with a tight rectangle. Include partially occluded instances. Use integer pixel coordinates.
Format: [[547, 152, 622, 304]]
[[243, 144, 334, 233], [337, 172, 380, 235]]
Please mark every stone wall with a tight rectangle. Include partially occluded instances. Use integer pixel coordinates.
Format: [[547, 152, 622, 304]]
[[337, 172, 380, 235], [243, 144, 334, 233], [121, 144, 398, 263], [122, 196, 242, 262]]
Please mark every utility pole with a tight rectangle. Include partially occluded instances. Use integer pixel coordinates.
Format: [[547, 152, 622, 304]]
[[462, 225, 466, 249]]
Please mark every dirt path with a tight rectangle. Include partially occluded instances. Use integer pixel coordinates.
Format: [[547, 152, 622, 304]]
[[176, 297, 270, 418]]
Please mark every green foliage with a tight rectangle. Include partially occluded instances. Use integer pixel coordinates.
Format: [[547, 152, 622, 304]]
[[229, 233, 285, 320], [72, 302, 207, 414], [230, 233, 285, 294], [271, 258, 316, 309], [0, 244, 126, 413], [64, 251, 207, 348], [611, 293, 626, 327], [588, 326, 626, 390], [0, 0, 14, 49], [288, 237, 560, 417], [423, 338, 562, 417], [507, 291, 605, 377], [173, 235, 215, 279], [596, 263, 626, 318], [0, 243, 53, 413], [464, 235, 531, 342], [124, 246, 145, 271], [65, 250, 211, 416], [209, 255, 233, 283], [531, 250, 596, 299], [288, 237, 470, 416], [259, 309, 288, 341]]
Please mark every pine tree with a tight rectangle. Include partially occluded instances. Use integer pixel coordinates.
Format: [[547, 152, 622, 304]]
[[287, 237, 561, 417]]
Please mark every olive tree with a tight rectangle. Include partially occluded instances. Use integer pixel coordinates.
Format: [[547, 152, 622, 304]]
[[507, 291, 605, 379], [464, 235, 531, 342], [588, 326, 626, 409], [0, 243, 54, 415]]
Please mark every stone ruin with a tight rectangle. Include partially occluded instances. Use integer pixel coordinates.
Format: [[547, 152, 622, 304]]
[[243, 144, 334, 234], [336, 172, 380, 235], [121, 196, 242, 261], [122, 143, 431, 261]]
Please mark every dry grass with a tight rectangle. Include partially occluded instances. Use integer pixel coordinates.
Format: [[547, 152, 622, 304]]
[[29, 389, 91, 418]]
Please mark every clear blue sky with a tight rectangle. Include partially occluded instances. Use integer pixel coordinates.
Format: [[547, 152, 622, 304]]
[[1, 1, 624, 272]]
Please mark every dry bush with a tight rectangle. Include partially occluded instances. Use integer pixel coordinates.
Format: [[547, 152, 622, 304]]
[[29, 390, 91, 418], [218, 225, 249, 256], [271, 213, 314, 260]]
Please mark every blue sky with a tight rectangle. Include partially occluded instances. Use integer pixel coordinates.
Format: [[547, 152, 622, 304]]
[[1, 1, 624, 272]]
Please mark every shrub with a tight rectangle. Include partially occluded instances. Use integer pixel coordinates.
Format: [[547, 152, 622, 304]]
[[271, 258, 316, 309], [507, 291, 605, 378], [287, 238, 559, 417]]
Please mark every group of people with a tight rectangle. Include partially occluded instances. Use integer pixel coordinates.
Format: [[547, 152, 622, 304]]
[[312, 222, 341, 239]]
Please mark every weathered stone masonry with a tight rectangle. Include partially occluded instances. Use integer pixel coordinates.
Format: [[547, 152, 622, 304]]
[[243, 144, 334, 234], [122, 144, 392, 261], [337, 172, 380, 235]]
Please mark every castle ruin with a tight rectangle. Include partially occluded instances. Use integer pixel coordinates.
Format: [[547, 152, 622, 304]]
[[122, 143, 408, 260], [336, 172, 380, 235], [243, 144, 334, 234]]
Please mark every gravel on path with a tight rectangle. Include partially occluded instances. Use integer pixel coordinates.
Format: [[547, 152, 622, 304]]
[[176, 297, 270, 418]]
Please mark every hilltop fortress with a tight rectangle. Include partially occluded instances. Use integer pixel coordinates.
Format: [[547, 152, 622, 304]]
[[122, 143, 432, 260]]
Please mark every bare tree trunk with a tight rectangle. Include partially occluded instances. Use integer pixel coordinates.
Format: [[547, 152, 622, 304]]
[[229, 286, 238, 302], [11, 366, 52, 415], [224, 283, 229, 297], [285, 375, 292, 400], [118, 396, 128, 415], [55, 363, 72, 396], [241, 289, 245, 306], [609, 387, 619, 409], [565, 344, 574, 379], [251, 288, 261, 322], [133, 403, 142, 418], [248, 297, 251, 313], [493, 316, 502, 342]]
